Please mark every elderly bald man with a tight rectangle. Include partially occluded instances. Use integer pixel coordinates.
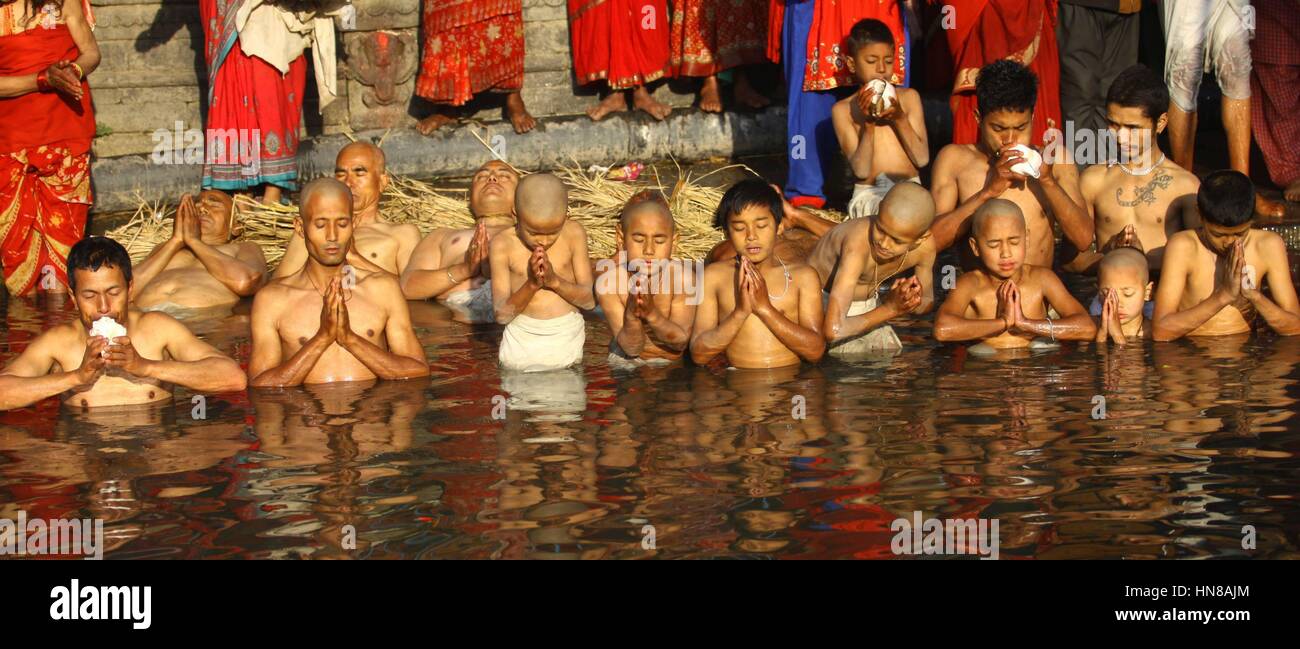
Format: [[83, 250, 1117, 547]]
[[275, 142, 422, 278], [399, 160, 520, 321]]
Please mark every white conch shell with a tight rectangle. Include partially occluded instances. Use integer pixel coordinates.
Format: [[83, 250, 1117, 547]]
[[1007, 144, 1043, 178], [866, 79, 897, 111], [90, 316, 127, 342]]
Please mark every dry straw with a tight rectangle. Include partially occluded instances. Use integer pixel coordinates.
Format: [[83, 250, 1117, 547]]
[[109, 161, 844, 269]]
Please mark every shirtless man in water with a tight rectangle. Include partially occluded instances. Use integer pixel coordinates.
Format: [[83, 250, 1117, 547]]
[[400, 160, 519, 320], [249, 179, 429, 386], [691, 180, 825, 369], [275, 142, 421, 278], [1152, 171, 1300, 341], [1067, 65, 1199, 275], [0, 236, 246, 410], [131, 190, 267, 312], [929, 60, 1092, 268]]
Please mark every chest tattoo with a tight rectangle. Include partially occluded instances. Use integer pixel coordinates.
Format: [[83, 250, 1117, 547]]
[[1116, 172, 1172, 207]]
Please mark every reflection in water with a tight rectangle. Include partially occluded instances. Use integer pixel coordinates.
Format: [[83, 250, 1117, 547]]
[[2, 295, 1300, 559]]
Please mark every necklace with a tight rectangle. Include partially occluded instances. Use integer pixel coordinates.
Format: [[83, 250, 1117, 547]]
[[870, 248, 910, 293], [1114, 153, 1165, 176], [767, 254, 792, 301]]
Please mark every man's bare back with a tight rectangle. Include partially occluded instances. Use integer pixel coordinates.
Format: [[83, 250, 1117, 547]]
[[806, 218, 936, 303]]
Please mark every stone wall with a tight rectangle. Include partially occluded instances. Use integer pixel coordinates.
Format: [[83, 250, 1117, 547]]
[[88, 0, 699, 160]]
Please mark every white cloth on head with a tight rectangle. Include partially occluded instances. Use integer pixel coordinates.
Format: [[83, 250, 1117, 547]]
[[847, 174, 921, 220], [499, 311, 586, 372], [442, 280, 494, 324], [825, 294, 902, 356]]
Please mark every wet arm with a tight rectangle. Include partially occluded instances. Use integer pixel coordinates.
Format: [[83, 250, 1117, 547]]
[[690, 274, 744, 364], [834, 102, 876, 182], [248, 292, 329, 387], [755, 269, 824, 362], [1151, 243, 1226, 341], [340, 284, 430, 379], [150, 318, 247, 392], [888, 90, 930, 169], [1248, 238, 1300, 336], [0, 342, 77, 410], [1037, 164, 1094, 252], [934, 279, 1006, 342], [1013, 272, 1097, 341], [188, 240, 266, 296]]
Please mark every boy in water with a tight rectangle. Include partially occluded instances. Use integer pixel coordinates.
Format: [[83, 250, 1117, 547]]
[[596, 191, 697, 366], [691, 180, 825, 368], [1152, 170, 1300, 340], [935, 199, 1096, 352], [491, 173, 596, 371], [831, 18, 929, 219], [804, 182, 937, 354], [1095, 247, 1154, 344]]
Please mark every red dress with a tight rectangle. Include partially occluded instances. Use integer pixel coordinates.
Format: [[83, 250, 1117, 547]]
[[569, 0, 672, 89], [669, 0, 769, 78], [945, 0, 1062, 146], [765, 0, 906, 91], [415, 0, 525, 106], [0, 1, 95, 295], [200, 0, 306, 191]]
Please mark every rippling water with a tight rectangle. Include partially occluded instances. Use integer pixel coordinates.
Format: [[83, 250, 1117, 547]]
[[2, 281, 1300, 559]]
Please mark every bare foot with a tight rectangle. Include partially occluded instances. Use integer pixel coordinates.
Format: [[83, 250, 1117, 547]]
[[417, 111, 456, 135], [1256, 193, 1286, 222], [505, 91, 536, 134], [262, 185, 282, 205], [1285, 180, 1300, 203], [699, 76, 723, 113], [587, 91, 627, 121], [632, 86, 672, 121], [733, 70, 770, 110]]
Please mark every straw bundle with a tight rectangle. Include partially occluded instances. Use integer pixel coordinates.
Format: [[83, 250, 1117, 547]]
[[111, 162, 845, 269]]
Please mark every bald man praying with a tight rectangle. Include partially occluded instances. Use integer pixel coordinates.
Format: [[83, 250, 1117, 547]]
[[275, 142, 422, 278], [249, 178, 429, 386], [804, 182, 938, 355], [490, 173, 595, 372]]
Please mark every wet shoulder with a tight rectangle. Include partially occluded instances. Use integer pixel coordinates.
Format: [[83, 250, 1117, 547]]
[[934, 142, 981, 172]]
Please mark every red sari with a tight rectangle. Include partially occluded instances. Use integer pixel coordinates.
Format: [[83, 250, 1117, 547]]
[[0, 2, 95, 296], [669, 0, 768, 78], [416, 0, 525, 106], [765, 0, 905, 91], [945, 0, 1061, 145], [1250, 0, 1300, 188], [200, 0, 306, 191], [569, 0, 671, 89]]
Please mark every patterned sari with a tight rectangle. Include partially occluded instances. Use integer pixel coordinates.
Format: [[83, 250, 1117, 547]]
[[416, 0, 524, 106], [0, 0, 95, 295]]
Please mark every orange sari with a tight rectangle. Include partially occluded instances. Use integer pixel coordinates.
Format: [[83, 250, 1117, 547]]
[[0, 2, 95, 295]]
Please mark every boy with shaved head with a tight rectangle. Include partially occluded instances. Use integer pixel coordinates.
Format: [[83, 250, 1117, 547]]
[[249, 178, 429, 386], [596, 191, 697, 366], [804, 182, 937, 354], [935, 199, 1096, 352], [1095, 247, 1154, 344], [400, 160, 518, 322], [275, 142, 422, 277], [491, 173, 595, 372], [131, 189, 268, 313]]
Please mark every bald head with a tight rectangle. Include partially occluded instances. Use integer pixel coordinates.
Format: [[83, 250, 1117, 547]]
[[619, 190, 674, 231], [1100, 246, 1149, 284], [515, 173, 568, 227], [971, 198, 1026, 239], [300, 177, 353, 217], [877, 182, 936, 237], [337, 141, 386, 173]]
